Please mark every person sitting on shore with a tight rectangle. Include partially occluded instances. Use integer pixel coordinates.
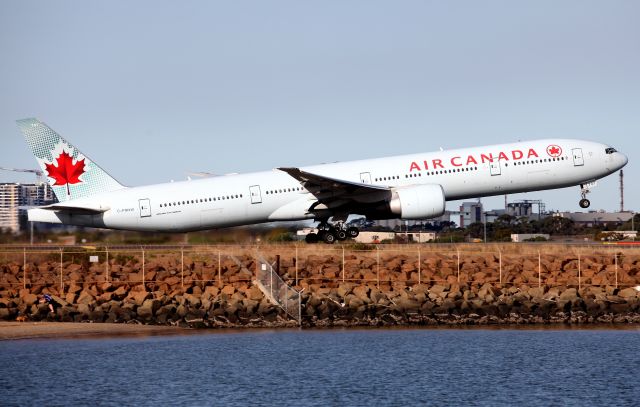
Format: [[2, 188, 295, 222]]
[[39, 294, 57, 314]]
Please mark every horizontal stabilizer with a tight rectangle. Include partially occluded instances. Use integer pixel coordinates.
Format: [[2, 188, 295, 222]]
[[38, 203, 110, 215]]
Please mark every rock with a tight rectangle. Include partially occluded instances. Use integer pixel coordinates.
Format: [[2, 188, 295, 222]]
[[76, 303, 92, 318], [183, 293, 202, 308], [618, 288, 639, 299], [204, 286, 220, 297], [429, 284, 448, 298], [138, 299, 160, 320], [77, 290, 95, 305], [353, 286, 370, 302], [21, 293, 38, 305], [221, 285, 235, 296], [337, 284, 354, 298], [99, 282, 114, 293], [97, 292, 114, 302], [0, 308, 12, 320], [559, 288, 578, 302], [246, 285, 263, 301], [113, 285, 128, 299], [165, 276, 181, 286], [126, 290, 151, 306], [527, 287, 545, 298], [50, 294, 69, 307]]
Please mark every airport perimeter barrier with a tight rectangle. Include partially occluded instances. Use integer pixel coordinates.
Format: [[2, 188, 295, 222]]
[[255, 255, 301, 324], [1, 244, 640, 292]]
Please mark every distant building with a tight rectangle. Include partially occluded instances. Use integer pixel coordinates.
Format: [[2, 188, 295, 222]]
[[511, 233, 550, 242], [507, 202, 534, 218], [354, 231, 396, 243], [405, 232, 437, 243], [484, 209, 506, 223], [0, 183, 56, 233], [553, 211, 633, 227], [459, 201, 483, 228]]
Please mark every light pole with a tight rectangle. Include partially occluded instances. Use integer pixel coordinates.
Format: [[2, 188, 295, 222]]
[[483, 212, 487, 243]]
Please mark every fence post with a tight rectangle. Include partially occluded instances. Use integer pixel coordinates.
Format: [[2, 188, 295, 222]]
[[218, 250, 222, 287], [142, 248, 146, 291], [538, 251, 541, 288], [376, 246, 380, 287], [59, 248, 63, 292], [298, 291, 302, 327], [181, 247, 185, 289], [342, 247, 345, 283], [457, 250, 460, 283], [23, 247, 26, 289], [499, 250, 502, 285], [295, 246, 299, 287], [106, 247, 110, 282], [615, 252, 618, 288], [418, 248, 421, 285]]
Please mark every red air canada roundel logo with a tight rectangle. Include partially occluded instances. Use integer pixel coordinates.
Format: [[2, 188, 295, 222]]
[[546, 145, 562, 158]]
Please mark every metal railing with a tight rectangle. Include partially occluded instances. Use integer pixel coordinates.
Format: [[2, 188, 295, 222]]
[[255, 255, 302, 325]]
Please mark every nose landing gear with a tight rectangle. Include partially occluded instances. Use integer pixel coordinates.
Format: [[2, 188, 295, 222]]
[[579, 182, 595, 209], [579, 198, 591, 209]]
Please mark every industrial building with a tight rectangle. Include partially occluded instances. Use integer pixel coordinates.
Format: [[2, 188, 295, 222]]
[[553, 211, 634, 227]]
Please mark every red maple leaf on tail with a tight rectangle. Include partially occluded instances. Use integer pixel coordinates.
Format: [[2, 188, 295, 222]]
[[44, 150, 86, 197]]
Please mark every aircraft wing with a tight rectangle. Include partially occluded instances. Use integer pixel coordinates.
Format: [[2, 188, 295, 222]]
[[278, 167, 391, 208]]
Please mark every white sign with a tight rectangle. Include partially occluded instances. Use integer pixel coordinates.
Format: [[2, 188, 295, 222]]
[[89, 256, 99, 263]]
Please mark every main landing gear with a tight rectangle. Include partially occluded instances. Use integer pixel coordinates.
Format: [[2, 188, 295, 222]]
[[305, 222, 360, 244], [579, 183, 592, 209]]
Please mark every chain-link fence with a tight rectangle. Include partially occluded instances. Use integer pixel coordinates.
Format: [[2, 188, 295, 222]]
[[255, 255, 301, 324], [1, 244, 640, 296]]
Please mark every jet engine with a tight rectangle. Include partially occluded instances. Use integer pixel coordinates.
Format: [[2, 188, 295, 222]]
[[389, 184, 446, 220]]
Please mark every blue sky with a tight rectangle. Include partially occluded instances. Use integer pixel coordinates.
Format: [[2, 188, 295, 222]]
[[1, 1, 638, 213]]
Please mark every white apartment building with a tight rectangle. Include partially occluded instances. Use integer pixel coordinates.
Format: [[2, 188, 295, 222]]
[[0, 183, 56, 233]]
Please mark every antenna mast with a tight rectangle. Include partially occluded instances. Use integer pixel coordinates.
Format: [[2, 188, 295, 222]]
[[620, 170, 624, 212]]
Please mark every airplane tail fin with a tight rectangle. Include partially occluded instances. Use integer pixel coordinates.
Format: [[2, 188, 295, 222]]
[[17, 118, 125, 202]]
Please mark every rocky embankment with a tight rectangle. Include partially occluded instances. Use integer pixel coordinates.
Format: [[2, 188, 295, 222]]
[[1, 249, 640, 327]]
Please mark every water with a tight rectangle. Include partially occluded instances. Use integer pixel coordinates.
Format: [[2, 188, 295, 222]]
[[1, 328, 639, 406]]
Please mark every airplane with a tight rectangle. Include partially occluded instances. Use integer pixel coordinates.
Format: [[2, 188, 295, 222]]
[[17, 118, 628, 244]]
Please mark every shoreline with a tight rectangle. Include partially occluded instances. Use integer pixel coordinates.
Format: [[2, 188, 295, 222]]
[[2, 321, 640, 341], [0, 321, 193, 341]]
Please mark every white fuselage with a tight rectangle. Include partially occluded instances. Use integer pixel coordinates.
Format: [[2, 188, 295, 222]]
[[29, 139, 628, 232]]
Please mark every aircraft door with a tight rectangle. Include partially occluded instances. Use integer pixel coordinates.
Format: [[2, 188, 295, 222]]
[[360, 172, 372, 184], [139, 198, 151, 218], [489, 160, 502, 176], [249, 185, 262, 204], [572, 148, 584, 166]]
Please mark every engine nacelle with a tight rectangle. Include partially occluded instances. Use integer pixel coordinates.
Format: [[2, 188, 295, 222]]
[[389, 184, 446, 220]]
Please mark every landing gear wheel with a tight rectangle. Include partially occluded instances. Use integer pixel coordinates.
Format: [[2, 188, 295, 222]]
[[336, 230, 347, 241], [305, 233, 319, 243], [322, 231, 337, 244], [579, 199, 591, 209], [347, 227, 360, 238]]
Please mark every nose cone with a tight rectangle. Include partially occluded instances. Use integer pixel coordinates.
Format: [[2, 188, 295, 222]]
[[618, 152, 629, 168]]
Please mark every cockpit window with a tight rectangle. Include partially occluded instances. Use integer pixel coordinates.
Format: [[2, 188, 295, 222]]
[[605, 147, 617, 154]]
